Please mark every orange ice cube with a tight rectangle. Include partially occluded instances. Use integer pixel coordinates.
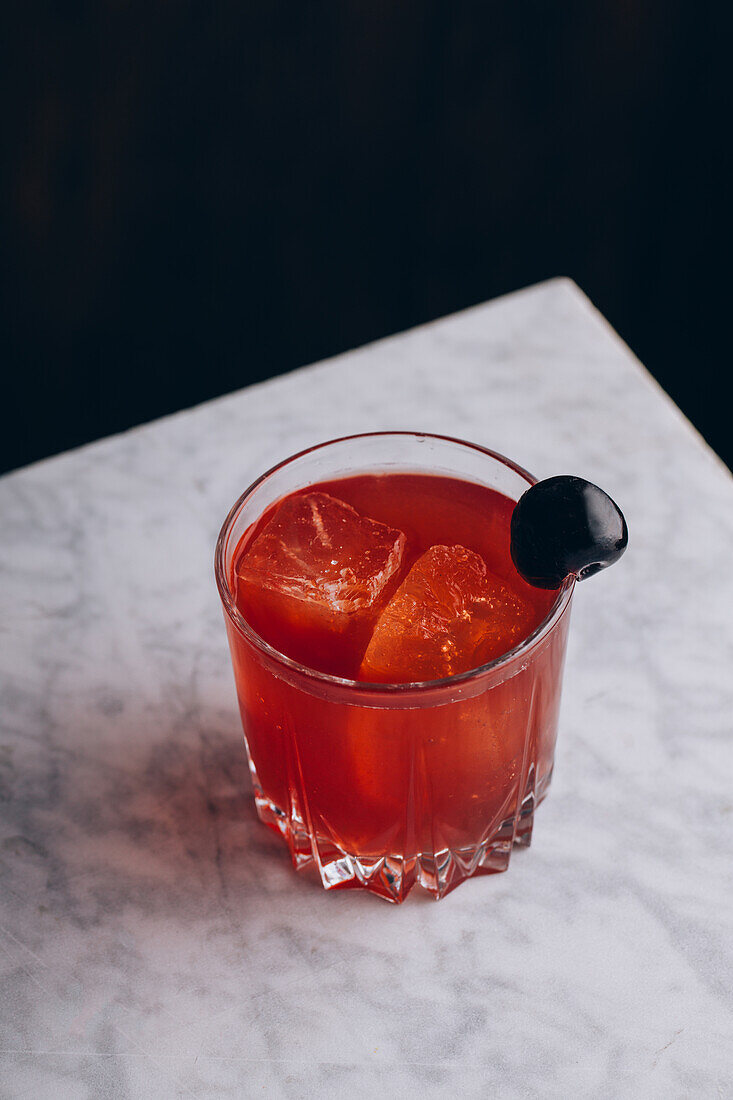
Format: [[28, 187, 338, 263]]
[[360, 544, 535, 683]]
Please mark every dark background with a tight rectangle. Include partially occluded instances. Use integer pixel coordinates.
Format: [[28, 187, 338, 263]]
[[2, 2, 729, 475]]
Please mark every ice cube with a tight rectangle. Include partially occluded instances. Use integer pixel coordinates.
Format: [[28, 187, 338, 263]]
[[237, 491, 406, 626], [360, 544, 535, 683]]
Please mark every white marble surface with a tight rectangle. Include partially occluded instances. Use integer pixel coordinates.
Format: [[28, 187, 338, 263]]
[[2, 279, 732, 1099]]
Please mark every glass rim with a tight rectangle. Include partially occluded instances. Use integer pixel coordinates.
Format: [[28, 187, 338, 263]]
[[214, 431, 576, 696]]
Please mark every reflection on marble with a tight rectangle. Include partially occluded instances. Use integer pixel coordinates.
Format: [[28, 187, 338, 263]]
[[1, 279, 732, 1098]]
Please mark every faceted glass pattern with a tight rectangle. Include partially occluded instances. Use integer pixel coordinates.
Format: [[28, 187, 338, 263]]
[[224, 608, 571, 901]]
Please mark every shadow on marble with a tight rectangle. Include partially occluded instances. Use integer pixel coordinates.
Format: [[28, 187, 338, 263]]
[[3, 712, 294, 923], [5, 694, 444, 920], [129, 716, 440, 910]]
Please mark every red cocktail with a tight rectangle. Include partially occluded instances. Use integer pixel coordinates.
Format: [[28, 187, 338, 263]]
[[215, 433, 575, 901]]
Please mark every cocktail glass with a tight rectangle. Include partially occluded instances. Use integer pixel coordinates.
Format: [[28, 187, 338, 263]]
[[215, 432, 574, 902]]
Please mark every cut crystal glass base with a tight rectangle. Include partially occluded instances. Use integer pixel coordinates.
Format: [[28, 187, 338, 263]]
[[253, 784, 541, 904]]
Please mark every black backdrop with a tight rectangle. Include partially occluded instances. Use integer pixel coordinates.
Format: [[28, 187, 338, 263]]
[[2, 2, 729, 474]]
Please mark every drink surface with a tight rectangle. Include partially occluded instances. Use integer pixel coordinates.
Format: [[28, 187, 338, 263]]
[[232, 472, 555, 681]]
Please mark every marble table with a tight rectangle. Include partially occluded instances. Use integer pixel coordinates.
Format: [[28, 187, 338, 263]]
[[2, 279, 732, 1099]]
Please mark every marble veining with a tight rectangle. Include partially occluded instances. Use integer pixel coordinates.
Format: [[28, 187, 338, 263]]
[[1, 279, 732, 1098]]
